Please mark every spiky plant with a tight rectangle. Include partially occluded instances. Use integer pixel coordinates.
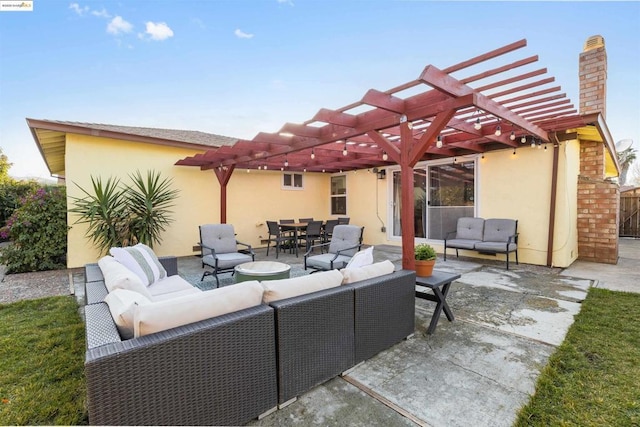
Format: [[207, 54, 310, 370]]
[[125, 170, 179, 249], [69, 176, 128, 253]]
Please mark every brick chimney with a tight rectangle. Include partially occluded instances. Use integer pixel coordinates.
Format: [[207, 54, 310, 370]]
[[579, 35, 607, 118], [576, 35, 619, 265]]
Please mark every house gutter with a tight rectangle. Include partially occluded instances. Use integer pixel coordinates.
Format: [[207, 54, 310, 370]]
[[546, 132, 560, 267]]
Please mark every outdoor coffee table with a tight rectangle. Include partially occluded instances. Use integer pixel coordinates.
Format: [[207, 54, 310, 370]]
[[234, 261, 291, 283], [415, 270, 461, 334]]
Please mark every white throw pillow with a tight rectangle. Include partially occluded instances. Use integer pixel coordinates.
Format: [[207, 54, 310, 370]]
[[134, 280, 264, 338], [110, 243, 167, 286], [104, 289, 151, 339], [261, 270, 344, 304], [341, 260, 395, 284], [98, 256, 153, 299], [345, 246, 374, 270]]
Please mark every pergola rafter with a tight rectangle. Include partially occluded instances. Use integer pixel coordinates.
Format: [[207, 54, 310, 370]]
[[176, 39, 591, 268]]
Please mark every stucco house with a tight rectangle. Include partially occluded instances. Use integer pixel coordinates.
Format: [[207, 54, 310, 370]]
[[28, 36, 620, 269]]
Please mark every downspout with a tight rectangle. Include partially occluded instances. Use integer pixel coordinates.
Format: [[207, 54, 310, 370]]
[[546, 132, 560, 267]]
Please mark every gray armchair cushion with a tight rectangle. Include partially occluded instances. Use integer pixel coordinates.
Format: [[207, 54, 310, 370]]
[[446, 239, 481, 250], [203, 252, 253, 269], [456, 217, 485, 241], [200, 224, 238, 254], [482, 219, 517, 243], [328, 225, 362, 257], [474, 241, 517, 253], [305, 254, 352, 271]]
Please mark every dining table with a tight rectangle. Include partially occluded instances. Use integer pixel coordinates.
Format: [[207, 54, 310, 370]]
[[278, 222, 309, 257]]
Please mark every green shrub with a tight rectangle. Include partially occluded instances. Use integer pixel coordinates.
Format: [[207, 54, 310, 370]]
[[0, 180, 38, 237], [415, 243, 437, 260], [0, 186, 68, 273]]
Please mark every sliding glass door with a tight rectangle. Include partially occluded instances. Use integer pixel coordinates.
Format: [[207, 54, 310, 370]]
[[392, 159, 476, 240]]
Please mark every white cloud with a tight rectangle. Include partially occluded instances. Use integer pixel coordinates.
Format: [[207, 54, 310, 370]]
[[91, 8, 110, 18], [143, 22, 174, 41], [107, 16, 133, 35], [69, 3, 89, 15], [234, 29, 254, 39]]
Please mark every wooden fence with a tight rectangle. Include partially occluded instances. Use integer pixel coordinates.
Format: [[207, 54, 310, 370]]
[[620, 190, 640, 237]]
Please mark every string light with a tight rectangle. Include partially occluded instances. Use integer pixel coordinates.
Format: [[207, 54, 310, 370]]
[[436, 135, 443, 149], [310, 149, 315, 160], [513, 148, 517, 156], [510, 131, 516, 141], [495, 124, 502, 137], [453, 157, 458, 164], [263, 164, 268, 170], [382, 151, 388, 161], [284, 155, 289, 167], [521, 136, 527, 144], [342, 142, 348, 156], [474, 110, 482, 130]]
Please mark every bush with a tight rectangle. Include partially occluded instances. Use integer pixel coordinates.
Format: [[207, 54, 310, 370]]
[[0, 186, 68, 273], [0, 181, 38, 238]]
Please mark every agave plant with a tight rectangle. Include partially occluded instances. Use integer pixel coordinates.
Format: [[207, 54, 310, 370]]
[[125, 170, 180, 249], [70, 171, 179, 254]]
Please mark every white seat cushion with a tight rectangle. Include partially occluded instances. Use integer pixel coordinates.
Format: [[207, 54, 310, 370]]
[[104, 289, 151, 339], [133, 280, 263, 338], [98, 256, 153, 300], [262, 269, 343, 304], [341, 260, 395, 285], [147, 275, 199, 298]]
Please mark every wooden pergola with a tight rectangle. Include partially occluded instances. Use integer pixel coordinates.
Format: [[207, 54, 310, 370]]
[[176, 39, 590, 270]]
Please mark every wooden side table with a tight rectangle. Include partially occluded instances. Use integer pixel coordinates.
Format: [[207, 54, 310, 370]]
[[415, 270, 461, 334]]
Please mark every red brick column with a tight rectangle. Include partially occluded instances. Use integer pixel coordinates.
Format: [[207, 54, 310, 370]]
[[577, 141, 619, 264]]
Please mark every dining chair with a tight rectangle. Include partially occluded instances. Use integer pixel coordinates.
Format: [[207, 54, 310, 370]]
[[298, 218, 313, 223], [266, 221, 293, 258], [302, 220, 323, 252], [337, 217, 350, 224]]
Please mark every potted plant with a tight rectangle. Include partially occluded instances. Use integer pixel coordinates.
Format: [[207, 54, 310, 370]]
[[414, 243, 437, 277]]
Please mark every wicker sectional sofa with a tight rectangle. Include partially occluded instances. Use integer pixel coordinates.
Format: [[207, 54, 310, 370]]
[[83, 257, 416, 426]]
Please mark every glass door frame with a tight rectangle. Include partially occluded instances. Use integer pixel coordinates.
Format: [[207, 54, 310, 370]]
[[385, 154, 479, 244]]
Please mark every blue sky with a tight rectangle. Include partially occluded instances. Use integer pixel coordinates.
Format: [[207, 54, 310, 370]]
[[1, 1, 639, 179]]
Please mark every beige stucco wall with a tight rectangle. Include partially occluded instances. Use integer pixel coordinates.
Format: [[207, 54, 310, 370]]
[[366, 143, 580, 268], [66, 134, 333, 267], [66, 133, 581, 268]]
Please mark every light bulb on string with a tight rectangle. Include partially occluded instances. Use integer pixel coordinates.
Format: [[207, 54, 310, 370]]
[[436, 135, 443, 149], [310, 149, 315, 160], [382, 151, 388, 161], [510, 131, 516, 141]]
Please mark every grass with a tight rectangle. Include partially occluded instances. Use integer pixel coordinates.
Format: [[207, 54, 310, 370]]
[[0, 296, 87, 425], [0, 288, 638, 425], [515, 288, 640, 426]]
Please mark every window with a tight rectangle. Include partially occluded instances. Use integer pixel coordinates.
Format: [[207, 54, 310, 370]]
[[331, 175, 347, 215], [282, 172, 303, 190]]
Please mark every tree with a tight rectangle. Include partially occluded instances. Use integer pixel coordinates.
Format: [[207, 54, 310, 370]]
[[617, 146, 637, 186], [0, 147, 14, 184]]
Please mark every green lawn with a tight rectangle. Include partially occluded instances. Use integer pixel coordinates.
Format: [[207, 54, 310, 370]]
[[1, 289, 638, 426], [515, 288, 640, 426], [0, 296, 87, 425]]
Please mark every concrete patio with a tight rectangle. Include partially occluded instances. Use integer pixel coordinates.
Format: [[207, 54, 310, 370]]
[[136, 238, 637, 427]]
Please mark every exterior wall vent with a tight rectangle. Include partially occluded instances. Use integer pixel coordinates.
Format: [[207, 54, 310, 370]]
[[583, 35, 605, 52]]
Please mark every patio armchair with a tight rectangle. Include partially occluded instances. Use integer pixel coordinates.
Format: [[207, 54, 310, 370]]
[[199, 224, 255, 287], [304, 225, 364, 272]]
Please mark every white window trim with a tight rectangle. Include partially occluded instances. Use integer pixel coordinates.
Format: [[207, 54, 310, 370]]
[[281, 172, 304, 191], [330, 174, 347, 216]]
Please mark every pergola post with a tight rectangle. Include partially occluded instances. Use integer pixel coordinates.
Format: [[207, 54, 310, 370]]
[[213, 165, 235, 224]]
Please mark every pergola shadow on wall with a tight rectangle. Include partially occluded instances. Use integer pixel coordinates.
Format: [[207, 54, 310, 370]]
[[176, 39, 597, 270]]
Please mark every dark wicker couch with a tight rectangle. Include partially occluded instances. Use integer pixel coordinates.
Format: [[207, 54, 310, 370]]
[[84, 258, 416, 424]]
